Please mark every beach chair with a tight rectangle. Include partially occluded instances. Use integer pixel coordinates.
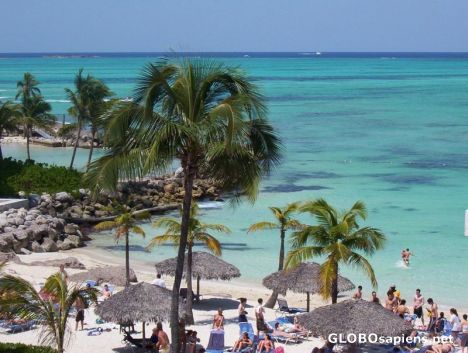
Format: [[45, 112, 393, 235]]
[[239, 322, 256, 342], [179, 288, 203, 302], [267, 320, 301, 344], [3, 320, 35, 334], [275, 299, 306, 316]]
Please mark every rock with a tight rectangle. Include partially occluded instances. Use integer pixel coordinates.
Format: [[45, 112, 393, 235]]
[[31, 241, 44, 253], [66, 234, 82, 247], [58, 238, 75, 250], [94, 210, 109, 218], [29, 257, 85, 269], [163, 182, 177, 194], [55, 192, 72, 203], [64, 224, 78, 235], [20, 248, 32, 255], [41, 238, 58, 252], [12, 230, 30, 252], [31, 224, 50, 241], [0, 252, 22, 264]]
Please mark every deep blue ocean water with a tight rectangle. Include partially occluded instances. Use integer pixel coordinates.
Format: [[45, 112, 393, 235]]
[[1, 53, 467, 306]]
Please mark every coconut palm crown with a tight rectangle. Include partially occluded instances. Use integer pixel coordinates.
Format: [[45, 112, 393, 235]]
[[286, 198, 386, 304]]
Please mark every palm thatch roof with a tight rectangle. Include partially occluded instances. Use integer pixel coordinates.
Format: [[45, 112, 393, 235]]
[[263, 262, 355, 296], [297, 299, 413, 338], [69, 266, 137, 286], [95, 282, 184, 323], [154, 252, 241, 281]]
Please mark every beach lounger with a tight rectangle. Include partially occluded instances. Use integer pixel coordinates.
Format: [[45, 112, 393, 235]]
[[239, 322, 256, 342], [275, 299, 306, 316], [1, 320, 35, 334], [179, 288, 203, 302]]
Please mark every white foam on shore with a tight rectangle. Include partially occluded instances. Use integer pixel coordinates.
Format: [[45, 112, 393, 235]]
[[198, 201, 224, 209]]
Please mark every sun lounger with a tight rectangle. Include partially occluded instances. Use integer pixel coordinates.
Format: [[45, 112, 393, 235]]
[[276, 299, 306, 316], [239, 322, 256, 342], [0, 320, 35, 334]]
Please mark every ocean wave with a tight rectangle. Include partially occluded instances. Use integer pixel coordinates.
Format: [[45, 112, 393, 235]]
[[46, 99, 71, 103]]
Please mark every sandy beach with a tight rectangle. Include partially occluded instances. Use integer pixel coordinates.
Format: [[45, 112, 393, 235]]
[[2, 246, 466, 353]]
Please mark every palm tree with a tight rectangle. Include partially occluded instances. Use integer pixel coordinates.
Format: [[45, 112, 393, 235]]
[[147, 203, 230, 324], [247, 202, 301, 307], [0, 100, 21, 160], [0, 273, 98, 353], [19, 95, 54, 160], [85, 59, 281, 351], [285, 199, 386, 304], [16, 72, 40, 104], [66, 69, 91, 170], [85, 81, 112, 170], [95, 206, 150, 287]]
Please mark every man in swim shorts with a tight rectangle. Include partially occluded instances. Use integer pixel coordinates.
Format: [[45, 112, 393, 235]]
[[413, 288, 425, 326]]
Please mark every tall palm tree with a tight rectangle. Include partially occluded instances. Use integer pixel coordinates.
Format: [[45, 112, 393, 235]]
[[285, 199, 386, 304], [66, 69, 91, 170], [19, 95, 54, 160], [16, 72, 40, 104], [247, 202, 301, 307], [147, 203, 229, 324], [0, 100, 21, 160], [95, 206, 150, 287], [0, 273, 98, 353], [85, 59, 281, 352], [85, 81, 112, 170]]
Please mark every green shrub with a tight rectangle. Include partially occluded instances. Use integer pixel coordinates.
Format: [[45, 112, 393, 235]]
[[0, 342, 57, 353], [0, 158, 83, 196]]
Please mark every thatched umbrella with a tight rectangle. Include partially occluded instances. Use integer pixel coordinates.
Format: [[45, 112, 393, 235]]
[[154, 251, 241, 299], [262, 262, 355, 311], [69, 266, 138, 287], [95, 282, 184, 339], [297, 299, 413, 338]]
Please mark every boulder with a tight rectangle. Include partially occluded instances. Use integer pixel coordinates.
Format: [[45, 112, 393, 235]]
[[58, 238, 75, 250], [31, 241, 44, 253], [12, 230, 30, 252], [20, 248, 32, 255], [66, 234, 82, 247], [55, 192, 73, 203], [64, 224, 79, 235], [31, 224, 50, 241], [29, 257, 85, 269], [41, 238, 58, 252]]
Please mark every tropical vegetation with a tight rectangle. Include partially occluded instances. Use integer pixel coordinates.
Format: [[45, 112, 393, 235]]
[[148, 203, 230, 324], [0, 100, 21, 160], [0, 158, 82, 196], [248, 202, 302, 307], [16, 73, 55, 160], [0, 343, 57, 353], [95, 205, 150, 286], [65, 69, 112, 170], [285, 199, 386, 303], [85, 59, 281, 351], [0, 273, 98, 353]]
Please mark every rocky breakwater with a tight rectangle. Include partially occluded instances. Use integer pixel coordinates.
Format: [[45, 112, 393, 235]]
[[0, 208, 84, 254]]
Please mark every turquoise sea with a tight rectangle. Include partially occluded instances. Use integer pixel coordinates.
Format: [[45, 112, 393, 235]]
[[1, 53, 467, 307]]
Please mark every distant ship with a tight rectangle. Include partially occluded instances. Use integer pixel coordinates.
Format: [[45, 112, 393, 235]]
[[243, 54, 250, 58], [315, 51, 322, 56]]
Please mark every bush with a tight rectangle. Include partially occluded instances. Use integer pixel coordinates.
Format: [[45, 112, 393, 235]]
[[0, 158, 83, 196], [0, 343, 57, 353]]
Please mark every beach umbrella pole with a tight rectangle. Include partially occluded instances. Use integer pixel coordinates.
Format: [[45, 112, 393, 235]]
[[307, 292, 310, 312], [142, 321, 146, 340], [196, 275, 200, 301]]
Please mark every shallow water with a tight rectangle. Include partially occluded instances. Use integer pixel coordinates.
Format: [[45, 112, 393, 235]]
[[1, 53, 467, 306]]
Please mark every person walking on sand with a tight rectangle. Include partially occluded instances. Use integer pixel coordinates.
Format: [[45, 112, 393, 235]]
[[353, 285, 363, 299], [255, 298, 267, 336], [155, 322, 170, 353], [413, 289, 425, 326], [449, 308, 462, 342], [460, 314, 468, 353], [75, 297, 85, 331], [427, 298, 438, 332], [238, 298, 248, 323]]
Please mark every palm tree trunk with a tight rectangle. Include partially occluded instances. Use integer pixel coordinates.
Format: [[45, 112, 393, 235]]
[[26, 127, 31, 161], [86, 127, 96, 171], [185, 245, 195, 325], [125, 230, 130, 287], [264, 227, 286, 309], [69, 121, 81, 170], [0, 130, 3, 160], [170, 155, 196, 353], [331, 262, 339, 304]]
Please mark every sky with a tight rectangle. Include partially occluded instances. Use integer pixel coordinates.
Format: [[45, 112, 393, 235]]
[[1, 0, 468, 53]]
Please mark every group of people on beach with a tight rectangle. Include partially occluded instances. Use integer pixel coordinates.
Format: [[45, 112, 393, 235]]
[[352, 284, 468, 352]]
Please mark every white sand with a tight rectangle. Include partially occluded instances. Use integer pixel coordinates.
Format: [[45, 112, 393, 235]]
[[2, 247, 466, 353], [1, 248, 326, 353]]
